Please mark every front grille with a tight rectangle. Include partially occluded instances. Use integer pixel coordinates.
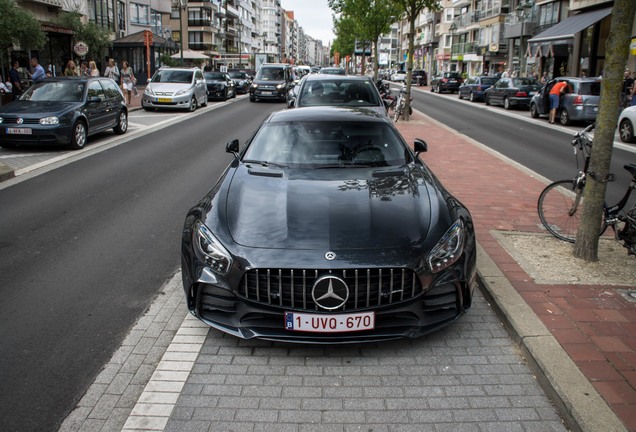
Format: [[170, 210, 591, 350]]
[[1, 117, 40, 125], [153, 91, 175, 96], [239, 268, 423, 312]]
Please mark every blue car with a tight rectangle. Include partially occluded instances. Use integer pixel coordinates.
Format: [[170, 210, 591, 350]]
[[458, 76, 499, 102]]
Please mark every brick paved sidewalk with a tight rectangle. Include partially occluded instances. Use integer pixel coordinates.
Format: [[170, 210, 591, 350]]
[[397, 111, 636, 431]]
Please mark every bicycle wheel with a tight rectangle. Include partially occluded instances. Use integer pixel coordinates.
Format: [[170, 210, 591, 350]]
[[393, 104, 402, 122], [538, 179, 586, 242]]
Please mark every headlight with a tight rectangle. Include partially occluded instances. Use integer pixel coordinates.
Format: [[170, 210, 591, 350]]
[[426, 219, 465, 273], [0, 117, 3, 124], [251, 83, 258, 89], [193, 221, 233, 275], [276, 84, 285, 89], [39, 116, 59, 125], [175, 89, 188, 96], [144, 87, 154, 96]]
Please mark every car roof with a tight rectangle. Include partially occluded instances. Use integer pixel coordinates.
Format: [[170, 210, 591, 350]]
[[554, 76, 601, 82], [302, 75, 371, 83], [266, 106, 389, 124]]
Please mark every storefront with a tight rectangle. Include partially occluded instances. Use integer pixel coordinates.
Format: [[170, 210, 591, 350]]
[[111, 31, 176, 85]]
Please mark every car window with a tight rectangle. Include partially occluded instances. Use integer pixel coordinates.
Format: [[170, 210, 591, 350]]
[[480, 77, 498, 85], [298, 80, 380, 108], [229, 72, 247, 79], [579, 82, 601, 96], [243, 121, 409, 167], [256, 67, 285, 80], [195, 71, 203, 80], [20, 81, 85, 102], [204, 72, 225, 80], [152, 69, 194, 83], [512, 78, 539, 87], [99, 79, 121, 99], [465, 78, 475, 84]]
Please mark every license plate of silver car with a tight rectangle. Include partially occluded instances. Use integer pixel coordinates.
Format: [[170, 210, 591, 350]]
[[6, 128, 32, 135], [284, 311, 375, 333]]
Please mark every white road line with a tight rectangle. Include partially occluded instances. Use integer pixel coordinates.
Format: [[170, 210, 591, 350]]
[[122, 301, 209, 432]]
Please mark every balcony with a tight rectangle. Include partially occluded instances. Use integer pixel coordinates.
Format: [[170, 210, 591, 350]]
[[189, 42, 215, 51], [225, 3, 239, 18], [479, 5, 509, 21], [187, 0, 214, 10], [188, 18, 213, 27], [451, 41, 479, 56], [27, 0, 63, 7]]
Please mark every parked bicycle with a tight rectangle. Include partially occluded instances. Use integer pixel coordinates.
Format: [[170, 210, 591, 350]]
[[537, 124, 636, 256], [392, 85, 412, 122]]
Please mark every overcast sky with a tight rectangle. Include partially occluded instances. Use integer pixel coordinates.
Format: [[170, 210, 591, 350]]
[[280, 0, 336, 46]]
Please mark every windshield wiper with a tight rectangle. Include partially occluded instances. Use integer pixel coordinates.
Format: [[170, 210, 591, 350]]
[[243, 160, 288, 168], [312, 163, 374, 169]]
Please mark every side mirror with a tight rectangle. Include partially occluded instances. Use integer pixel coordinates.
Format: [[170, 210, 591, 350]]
[[287, 98, 295, 108], [414, 139, 428, 157], [226, 139, 239, 157]]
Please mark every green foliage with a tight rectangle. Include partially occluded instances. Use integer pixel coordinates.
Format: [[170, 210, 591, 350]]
[[0, 0, 46, 51], [57, 11, 112, 60], [331, 14, 356, 56], [159, 54, 179, 67]]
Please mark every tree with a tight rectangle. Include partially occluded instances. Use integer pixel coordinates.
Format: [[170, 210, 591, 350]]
[[57, 11, 112, 63], [329, 0, 400, 80], [392, 0, 441, 120], [0, 0, 46, 75], [573, 0, 636, 261], [331, 14, 356, 70]]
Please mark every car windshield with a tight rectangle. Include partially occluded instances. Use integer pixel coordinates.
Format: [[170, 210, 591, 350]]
[[229, 72, 247, 79], [480, 77, 498, 85], [298, 80, 381, 108], [204, 72, 225, 80], [512, 78, 539, 87], [20, 81, 85, 102], [243, 121, 409, 168], [321, 68, 346, 75], [255, 67, 285, 80], [151, 70, 193, 83]]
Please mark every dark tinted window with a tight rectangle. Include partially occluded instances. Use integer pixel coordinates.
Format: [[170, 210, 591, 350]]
[[229, 72, 247, 79], [204, 72, 226, 80], [579, 82, 601, 96], [256, 66, 286, 80], [243, 121, 409, 167], [479, 77, 498, 85], [100, 79, 121, 98], [298, 79, 380, 108], [152, 69, 193, 83]]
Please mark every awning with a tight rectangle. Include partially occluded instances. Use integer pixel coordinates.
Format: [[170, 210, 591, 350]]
[[528, 7, 612, 44], [113, 30, 167, 47]]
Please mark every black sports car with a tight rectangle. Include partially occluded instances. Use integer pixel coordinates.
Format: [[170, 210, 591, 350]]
[[181, 107, 476, 343], [228, 71, 251, 94], [203, 71, 236, 101]]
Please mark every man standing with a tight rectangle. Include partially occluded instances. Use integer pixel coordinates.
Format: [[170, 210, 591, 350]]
[[549, 80, 570, 124], [9, 61, 22, 101], [29, 57, 46, 83]]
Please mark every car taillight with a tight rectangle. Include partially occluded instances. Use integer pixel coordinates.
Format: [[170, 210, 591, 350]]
[[515, 91, 527, 97], [442, 78, 448, 83], [573, 95, 583, 105]]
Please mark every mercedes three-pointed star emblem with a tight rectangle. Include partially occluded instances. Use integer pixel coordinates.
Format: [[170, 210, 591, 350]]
[[312, 275, 349, 310]]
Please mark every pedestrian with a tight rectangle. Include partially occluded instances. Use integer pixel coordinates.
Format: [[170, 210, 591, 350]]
[[541, 72, 548, 85], [0, 77, 10, 94], [29, 57, 46, 83], [104, 58, 119, 82], [9, 60, 23, 101], [622, 70, 634, 108], [120, 60, 136, 105], [89, 60, 100, 77], [79, 60, 90, 77], [64, 60, 77, 76], [502, 68, 510, 78], [549, 80, 570, 124]]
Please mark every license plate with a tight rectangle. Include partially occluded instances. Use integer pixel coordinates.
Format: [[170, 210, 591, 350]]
[[449, 80, 456, 83], [593, 107, 598, 112], [6, 128, 32, 135], [261, 91, 275, 96], [285, 311, 375, 333], [157, 98, 171, 103]]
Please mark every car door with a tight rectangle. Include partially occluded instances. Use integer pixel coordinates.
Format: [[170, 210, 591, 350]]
[[493, 79, 509, 105], [99, 79, 122, 127], [194, 70, 206, 102], [85, 80, 109, 132]]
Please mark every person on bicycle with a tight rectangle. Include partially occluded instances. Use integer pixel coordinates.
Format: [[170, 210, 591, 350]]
[[549, 81, 571, 124]]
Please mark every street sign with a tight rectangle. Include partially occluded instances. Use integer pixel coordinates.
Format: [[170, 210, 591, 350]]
[[73, 41, 89, 57]]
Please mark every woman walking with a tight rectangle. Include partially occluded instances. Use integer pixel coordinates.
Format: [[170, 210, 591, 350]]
[[120, 61, 136, 105], [64, 60, 77, 76], [89, 61, 100, 77]]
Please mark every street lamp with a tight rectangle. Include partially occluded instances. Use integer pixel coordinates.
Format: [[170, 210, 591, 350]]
[[172, 0, 186, 63], [516, 0, 534, 77], [449, 22, 457, 72]]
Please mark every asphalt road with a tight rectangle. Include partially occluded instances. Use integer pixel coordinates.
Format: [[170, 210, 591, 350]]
[[410, 88, 636, 205], [0, 98, 281, 432]]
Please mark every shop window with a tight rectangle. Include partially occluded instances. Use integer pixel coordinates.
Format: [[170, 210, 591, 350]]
[[88, 0, 116, 31]]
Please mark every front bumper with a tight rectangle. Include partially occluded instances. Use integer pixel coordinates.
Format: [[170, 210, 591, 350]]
[[182, 260, 476, 344], [250, 88, 286, 101], [142, 93, 193, 110], [0, 124, 72, 146]]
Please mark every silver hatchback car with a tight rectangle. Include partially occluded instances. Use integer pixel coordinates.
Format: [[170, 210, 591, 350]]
[[142, 67, 208, 112]]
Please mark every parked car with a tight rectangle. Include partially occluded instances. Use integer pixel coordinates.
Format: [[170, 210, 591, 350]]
[[250, 63, 295, 102], [142, 67, 207, 112], [412, 69, 427, 86], [204, 71, 236, 101], [391, 71, 407, 82], [458, 76, 499, 102], [484, 77, 541, 110], [429, 72, 463, 93], [180, 106, 476, 343], [319, 67, 346, 75], [286, 74, 387, 117], [0, 77, 127, 150], [228, 71, 251, 94], [529, 77, 602, 125], [618, 105, 636, 143]]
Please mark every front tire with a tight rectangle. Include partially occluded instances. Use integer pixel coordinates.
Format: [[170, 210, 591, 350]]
[[503, 97, 511, 110], [537, 179, 605, 242], [530, 103, 539, 118], [619, 118, 636, 143], [113, 110, 128, 135], [458, 91, 463, 100], [469, 92, 475, 102], [69, 121, 87, 150], [188, 97, 197, 112]]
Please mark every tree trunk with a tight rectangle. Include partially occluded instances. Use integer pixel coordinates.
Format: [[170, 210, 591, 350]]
[[573, 0, 635, 261], [373, 38, 379, 81], [404, 8, 417, 121]]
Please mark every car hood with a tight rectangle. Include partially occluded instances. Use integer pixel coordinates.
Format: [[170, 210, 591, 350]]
[[0, 101, 80, 115], [224, 164, 437, 250]]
